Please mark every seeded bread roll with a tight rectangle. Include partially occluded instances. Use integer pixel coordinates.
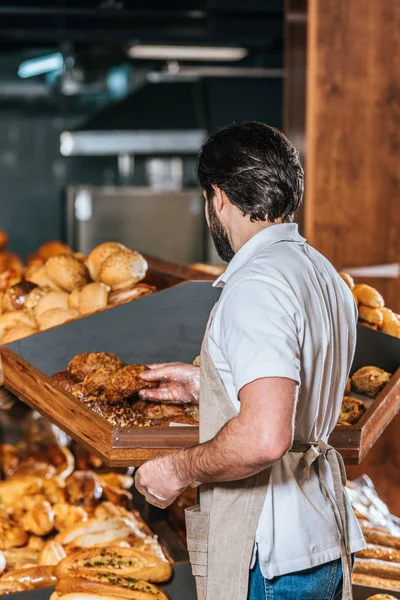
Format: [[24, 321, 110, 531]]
[[25, 265, 62, 291], [87, 242, 128, 281], [45, 255, 90, 293], [99, 250, 147, 291], [36, 241, 73, 261]]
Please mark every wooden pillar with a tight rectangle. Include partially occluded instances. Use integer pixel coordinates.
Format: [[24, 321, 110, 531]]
[[305, 0, 400, 312], [304, 0, 400, 514]]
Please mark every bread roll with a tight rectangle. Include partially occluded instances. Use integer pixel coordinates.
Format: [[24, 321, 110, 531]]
[[39, 540, 66, 566], [25, 265, 62, 290], [99, 251, 147, 291], [26, 253, 45, 269], [38, 308, 79, 331], [380, 307, 400, 338], [0, 550, 5, 575], [35, 291, 70, 320], [338, 272, 355, 289], [24, 286, 49, 313], [359, 320, 379, 330], [0, 251, 22, 274], [359, 305, 384, 326], [108, 284, 155, 306], [46, 255, 90, 292], [36, 241, 73, 261], [69, 288, 82, 311], [1, 281, 37, 312], [1, 324, 38, 344], [0, 310, 37, 338], [87, 242, 128, 281], [0, 565, 57, 590], [352, 291, 359, 307], [79, 282, 110, 315], [353, 284, 384, 308]]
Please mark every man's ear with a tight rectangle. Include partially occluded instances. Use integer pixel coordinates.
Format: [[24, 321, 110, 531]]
[[212, 185, 227, 213]]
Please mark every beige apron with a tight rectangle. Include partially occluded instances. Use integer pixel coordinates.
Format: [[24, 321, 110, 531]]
[[185, 305, 353, 600]]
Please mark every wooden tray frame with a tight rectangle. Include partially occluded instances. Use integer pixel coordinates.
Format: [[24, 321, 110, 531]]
[[1, 346, 399, 466], [329, 368, 400, 464], [0, 348, 198, 466]]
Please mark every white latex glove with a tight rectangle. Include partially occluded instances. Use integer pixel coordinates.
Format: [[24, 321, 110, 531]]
[[139, 362, 200, 404], [135, 452, 190, 509]]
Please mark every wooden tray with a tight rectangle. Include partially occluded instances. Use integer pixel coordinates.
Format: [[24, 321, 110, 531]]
[[0, 282, 399, 466]]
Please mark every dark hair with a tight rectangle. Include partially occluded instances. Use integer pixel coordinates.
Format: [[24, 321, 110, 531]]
[[197, 121, 304, 222]]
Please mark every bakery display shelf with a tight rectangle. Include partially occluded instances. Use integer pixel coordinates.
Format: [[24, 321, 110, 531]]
[[0, 282, 399, 466], [0, 282, 220, 466]]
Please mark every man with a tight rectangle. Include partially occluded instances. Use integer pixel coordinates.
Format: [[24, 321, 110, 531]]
[[135, 122, 365, 600]]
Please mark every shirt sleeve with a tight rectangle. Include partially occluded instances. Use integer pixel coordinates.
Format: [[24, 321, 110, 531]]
[[219, 276, 301, 395]]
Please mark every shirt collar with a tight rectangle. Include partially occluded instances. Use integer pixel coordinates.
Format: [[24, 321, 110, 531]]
[[213, 223, 306, 288]]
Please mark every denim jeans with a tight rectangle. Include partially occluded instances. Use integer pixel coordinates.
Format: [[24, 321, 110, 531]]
[[248, 558, 345, 600]]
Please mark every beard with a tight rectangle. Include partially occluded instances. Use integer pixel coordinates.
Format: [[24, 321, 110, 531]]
[[207, 198, 235, 263]]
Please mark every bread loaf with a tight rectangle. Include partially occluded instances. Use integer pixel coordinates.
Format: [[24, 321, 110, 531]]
[[79, 283, 109, 315]]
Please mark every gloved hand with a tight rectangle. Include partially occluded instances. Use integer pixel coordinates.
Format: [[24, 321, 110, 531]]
[[139, 362, 200, 404], [135, 452, 190, 509]]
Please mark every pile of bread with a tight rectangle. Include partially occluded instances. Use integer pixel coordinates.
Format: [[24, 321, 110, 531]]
[[337, 366, 392, 427], [0, 234, 155, 345], [0, 442, 171, 598], [347, 476, 400, 595], [340, 273, 400, 339], [51, 352, 199, 428]]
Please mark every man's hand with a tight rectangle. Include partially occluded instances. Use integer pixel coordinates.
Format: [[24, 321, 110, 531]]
[[134, 452, 190, 509], [140, 363, 200, 404]]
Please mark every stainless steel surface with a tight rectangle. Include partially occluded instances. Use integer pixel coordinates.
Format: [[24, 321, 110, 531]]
[[66, 185, 206, 263]]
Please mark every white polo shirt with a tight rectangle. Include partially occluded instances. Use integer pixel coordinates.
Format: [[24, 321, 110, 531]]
[[209, 223, 366, 579]]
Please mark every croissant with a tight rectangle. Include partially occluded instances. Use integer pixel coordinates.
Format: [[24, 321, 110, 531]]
[[53, 503, 88, 532], [358, 305, 383, 326], [21, 500, 55, 536], [353, 284, 384, 308]]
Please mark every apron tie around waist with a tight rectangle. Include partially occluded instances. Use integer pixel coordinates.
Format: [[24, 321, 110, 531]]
[[290, 440, 353, 600]]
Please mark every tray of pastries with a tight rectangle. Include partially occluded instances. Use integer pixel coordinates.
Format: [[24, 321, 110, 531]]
[[0, 281, 399, 465], [0, 232, 215, 347], [0, 439, 176, 599]]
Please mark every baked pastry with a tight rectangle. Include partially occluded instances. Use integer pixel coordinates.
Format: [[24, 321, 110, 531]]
[[338, 397, 366, 425], [354, 558, 400, 580], [99, 250, 147, 291], [344, 378, 351, 395], [363, 530, 400, 550], [87, 242, 128, 281], [351, 366, 392, 398], [36, 241, 73, 261], [56, 547, 172, 582], [0, 444, 20, 478], [38, 307, 79, 331], [79, 282, 110, 315], [81, 397, 157, 428], [338, 272, 355, 289], [0, 309, 37, 339], [99, 474, 134, 490], [55, 577, 169, 600], [51, 371, 85, 400], [24, 286, 49, 313], [53, 503, 88, 532], [380, 307, 400, 338], [55, 517, 136, 549], [43, 478, 67, 505], [66, 471, 103, 507], [1, 324, 38, 344], [0, 251, 23, 275], [82, 369, 116, 396], [358, 305, 384, 326], [68, 287, 82, 311], [2, 547, 40, 571], [2, 281, 37, 312], [353, 284, 384, 308], [103, 365, 157, 403], [0, 231, 9, 251], [38, 540, 66, 566], [21, 500, 55, 536], [35, 290, 70, 320], [190, 263, 226, 277], [0, 515, 29, 549], [45, 255, 90, 292], [366, 595, 398, 599], [25, 265, 62, 290], [108, 284, 156, 306], [357, 544, 400, 563], [359, 320, 379, 330], [68, 352, 124, 382], [0, 565, 57, 590]]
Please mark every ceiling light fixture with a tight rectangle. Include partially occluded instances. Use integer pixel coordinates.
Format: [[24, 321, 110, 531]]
[[128, 45, 247, 62], [18, 52, 64, 78]]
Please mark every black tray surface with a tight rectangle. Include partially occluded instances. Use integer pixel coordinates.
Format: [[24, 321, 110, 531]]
[[5, 282, 220, 375]]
